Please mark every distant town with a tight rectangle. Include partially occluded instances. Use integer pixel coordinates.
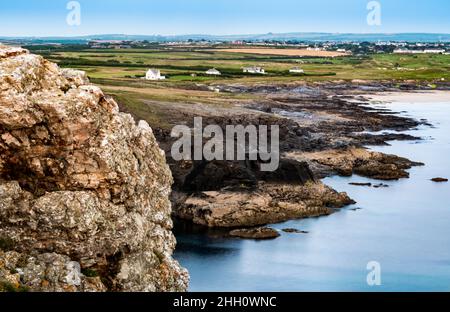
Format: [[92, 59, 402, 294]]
[[77, 39, 450, 56], [1, 34, 450, 56]]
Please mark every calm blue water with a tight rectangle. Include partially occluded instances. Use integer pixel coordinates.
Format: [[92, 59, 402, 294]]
[[174, 99, 450, 292]]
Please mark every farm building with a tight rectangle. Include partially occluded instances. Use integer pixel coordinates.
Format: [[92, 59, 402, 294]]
[[206, 68, 222, 75], [394, 49, 446, 54], [423, 49, 446, 54], [243, 66, 265, 74], [289, 67, 305, 74], [146, 69, 166, 80]]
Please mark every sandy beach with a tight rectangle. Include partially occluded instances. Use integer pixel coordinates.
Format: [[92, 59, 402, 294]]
[[367, 90, 450, 103]]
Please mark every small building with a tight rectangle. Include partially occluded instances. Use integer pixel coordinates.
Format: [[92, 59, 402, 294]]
[[423, 49, 446, 54], [243, 66, 265, 74], [146, 69, 166, 80], [393, 49, 420, 54], [394, 49, 446, 54], [289, 67, 305, 74], [307, 47, 322, 51], [206, 68, 221, 76]]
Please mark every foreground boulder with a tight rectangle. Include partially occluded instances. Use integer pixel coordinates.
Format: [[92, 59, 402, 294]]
[[0, 46, 188, 292]]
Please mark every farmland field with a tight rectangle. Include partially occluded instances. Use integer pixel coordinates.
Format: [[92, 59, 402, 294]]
[[25, 45, 450, 129], [214, 48, 349, 57], [28, 45, 450, 86]]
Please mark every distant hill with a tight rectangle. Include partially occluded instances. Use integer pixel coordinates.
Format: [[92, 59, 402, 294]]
[[2, 32, 450, 43]]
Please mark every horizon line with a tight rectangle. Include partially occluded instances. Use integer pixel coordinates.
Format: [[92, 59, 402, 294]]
[[2, 31, 450, 39]]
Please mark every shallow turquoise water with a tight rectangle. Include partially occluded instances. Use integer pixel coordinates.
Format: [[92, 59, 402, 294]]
[[174, 99, 450, 291]]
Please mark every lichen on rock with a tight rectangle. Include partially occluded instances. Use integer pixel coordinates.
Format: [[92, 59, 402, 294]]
[[0, 45, 188, 292]]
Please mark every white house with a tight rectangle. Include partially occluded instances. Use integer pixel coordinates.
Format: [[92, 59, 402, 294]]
[[206, 68, 221, 76], [394, 49, 410, 54], [393, 49, 421, 54], [145, 69, 166, 80], [394, 49, 446, 54], [243, 66, 265, 74], [423, 49, 446, 54], [289, 67, 304, 74]]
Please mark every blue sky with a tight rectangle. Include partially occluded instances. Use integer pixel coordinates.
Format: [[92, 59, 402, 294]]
[[0, 0, 449, 36]]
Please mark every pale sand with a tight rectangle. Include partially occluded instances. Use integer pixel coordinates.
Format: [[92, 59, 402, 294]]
[[214, 48, 349, 58], [367, 90, 450, 103]]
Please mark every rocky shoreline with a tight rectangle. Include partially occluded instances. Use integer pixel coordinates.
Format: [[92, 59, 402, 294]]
[[0, 46, 442, 291], [147, 83, 431, 232]]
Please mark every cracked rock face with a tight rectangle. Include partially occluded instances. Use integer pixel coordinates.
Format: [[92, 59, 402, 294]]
[[171, 159, 354, 228], [0, 46, 188, 292]]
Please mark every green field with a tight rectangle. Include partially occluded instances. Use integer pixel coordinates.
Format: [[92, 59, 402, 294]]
[[32, 47, 450, 85], [26, 46, 449, 130]]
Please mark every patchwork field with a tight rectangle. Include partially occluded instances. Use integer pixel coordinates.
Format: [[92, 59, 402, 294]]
[[28, 46, 449, 86], [215, 48, 349, 57]]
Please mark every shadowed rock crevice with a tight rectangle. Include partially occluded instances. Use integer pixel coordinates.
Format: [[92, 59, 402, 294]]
[[182, 158, 316, 193], [171, 157, 353, 228]]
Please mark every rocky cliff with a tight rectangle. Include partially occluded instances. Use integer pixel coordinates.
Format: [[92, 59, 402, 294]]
[[0, 46, 188, 292], [171, 159, 354, 228]]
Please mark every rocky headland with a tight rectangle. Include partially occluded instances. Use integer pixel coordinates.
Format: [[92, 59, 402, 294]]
[[0, 46, 188, 292], [141, 83, 427, 230]]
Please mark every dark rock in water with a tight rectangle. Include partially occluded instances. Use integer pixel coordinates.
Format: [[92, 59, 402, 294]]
[[305, 148, 423, 181], [431, 177, 448, 183], [349, 207, 363, 211], [352, 153, 424, 180], [373, 183, 389, 188], [352, 133, 421, 146], [349, 182, 372, 187], [230, 227, 280, 240], [282, 228, 309, 234]]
